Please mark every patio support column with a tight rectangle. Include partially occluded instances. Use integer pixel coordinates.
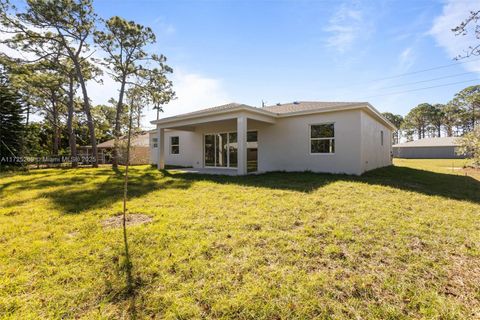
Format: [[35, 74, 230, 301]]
[[237, 116, 247, 175], [157, 127, 165, 170]]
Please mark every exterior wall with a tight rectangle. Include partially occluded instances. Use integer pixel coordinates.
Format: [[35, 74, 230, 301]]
[[126, 147, 150, 165], [360, 110, 393, 172], [258, 110, 364, 175], [150, 130, 197, 167], [393, 146, 463, 159], [149, 132, 157, 164], [149, 109, 393, 175], [78, 147, 148, 165]]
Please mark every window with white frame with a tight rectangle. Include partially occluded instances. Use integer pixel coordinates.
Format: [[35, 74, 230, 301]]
[[310, 123, 335, 154], [152, 137, 158, 148], [380, 130, 384, 146], [170, 136, 179, 154]]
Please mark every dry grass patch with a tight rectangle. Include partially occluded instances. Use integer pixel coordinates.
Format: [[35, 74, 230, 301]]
[[102, 214, 153, 229]]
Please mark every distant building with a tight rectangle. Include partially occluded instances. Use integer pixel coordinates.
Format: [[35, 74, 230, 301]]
[[78, 132, 151, 165], [393, 137, 464, 159]]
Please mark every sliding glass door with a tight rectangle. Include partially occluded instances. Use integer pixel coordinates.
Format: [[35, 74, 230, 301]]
[[204, 132, 238, 168], [204, 135, 215, 167], [204, 131, 257, 170]]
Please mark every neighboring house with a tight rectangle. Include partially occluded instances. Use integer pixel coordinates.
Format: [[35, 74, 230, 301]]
[[393, 137, 464, 159], [149, 101, 395, 175], [78, 131, 151, 165], [77, 145, 108, 164]]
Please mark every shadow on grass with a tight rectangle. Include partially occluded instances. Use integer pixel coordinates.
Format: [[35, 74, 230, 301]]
[[3, 165, 479, 214], [0, 171, 63, 194], [0, 167, 113, 195], [165, 165, 480, 204], [51, 173, 190, 213], [362, 165, 480, 203], [38, 167, 192, 214]]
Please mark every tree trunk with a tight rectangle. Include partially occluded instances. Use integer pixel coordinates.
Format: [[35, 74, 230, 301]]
[[73, 58, 98, 168], [473, 104, 476, 130], [113, 75, 127, 169], [446, 125, 452, 137], [56, 31, 98, 167], [136, 104, 141, 129], [122, 98, 134, 294], [26, 105, 30, 125], [67, 74, 78, 168], [51, 94, 59, 156], [437, 125, 441, 138]]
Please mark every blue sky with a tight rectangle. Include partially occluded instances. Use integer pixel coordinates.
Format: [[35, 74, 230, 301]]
[[24, 1, 480, 126]]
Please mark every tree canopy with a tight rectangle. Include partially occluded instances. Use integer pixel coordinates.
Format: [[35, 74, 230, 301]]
[[0, 0, 174, 168], [94, 15, 174, 167]]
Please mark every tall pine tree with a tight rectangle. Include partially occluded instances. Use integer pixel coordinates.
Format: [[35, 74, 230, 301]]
[[0, 67, 25, 167]]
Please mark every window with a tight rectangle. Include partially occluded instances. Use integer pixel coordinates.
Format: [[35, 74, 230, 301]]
[[170, 136, 179, 154], [310, 123, 335, 154], [204, 135, 215, 166], [152, 138, 158, 148], [247, 131, 258, 173], [380, 130, 384, 146], [247, 131, 257, 142]]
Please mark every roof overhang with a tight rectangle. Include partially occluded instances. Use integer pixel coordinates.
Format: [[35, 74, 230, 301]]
[[150, 104, 276, 126], [151, 106, 277, 129], [364, 103, 397, 131], [150, 103, 397, 131]]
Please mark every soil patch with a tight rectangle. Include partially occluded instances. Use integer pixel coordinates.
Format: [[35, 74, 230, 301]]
[[102, 214, 152, 228]]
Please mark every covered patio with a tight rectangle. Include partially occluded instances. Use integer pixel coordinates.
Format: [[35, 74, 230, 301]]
[[174, 167, 238, 176], [151, 105, 276, 175]]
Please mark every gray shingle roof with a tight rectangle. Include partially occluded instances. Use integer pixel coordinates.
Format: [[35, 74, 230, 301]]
[[158, 103, 250, 122], [263, 101, 366, 114], [157, 101, 367, 122], [393, 137, 461, 148], [150, 100, 395, 130]]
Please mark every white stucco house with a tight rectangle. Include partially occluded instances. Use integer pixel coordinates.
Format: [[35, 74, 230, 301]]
[[149, 101, 395, 175]]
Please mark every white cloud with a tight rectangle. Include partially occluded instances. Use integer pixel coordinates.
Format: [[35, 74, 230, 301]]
[[153, 17, 175, 36], [144, 70, 230, 126], [0, 35, 21, 59], [398, 47, 416, 71], [86, 68, 231, 129], [85, 72, 119, 105], [0, 26, 43, 61], [324, 2, 373, 53], [430, 0, 480, 72]]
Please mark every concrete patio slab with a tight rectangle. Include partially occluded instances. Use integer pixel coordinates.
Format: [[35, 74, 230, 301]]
[[173, 168, 238, 176]]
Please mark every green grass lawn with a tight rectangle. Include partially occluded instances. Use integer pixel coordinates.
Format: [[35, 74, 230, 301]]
[[0, 160, 479, 319], [394, 158, 475, 173]]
